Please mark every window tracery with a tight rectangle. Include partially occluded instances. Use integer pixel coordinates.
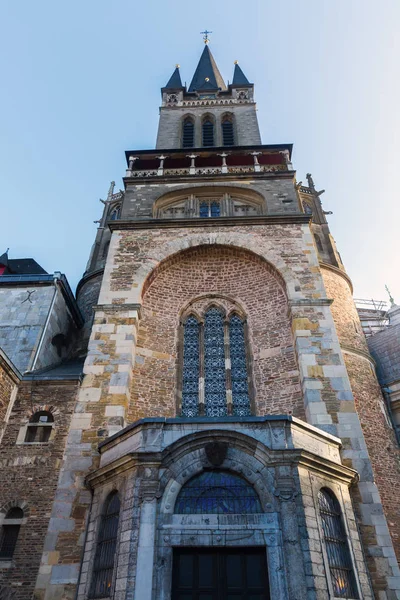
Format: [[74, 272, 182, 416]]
[[174, 470, 262, 514], [318, 488, 358, 599], [156, 191, 263, 219], [181, 306, 251, 418]]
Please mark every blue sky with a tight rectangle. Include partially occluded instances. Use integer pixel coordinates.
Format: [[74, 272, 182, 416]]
[[1, 0, 399, 305]]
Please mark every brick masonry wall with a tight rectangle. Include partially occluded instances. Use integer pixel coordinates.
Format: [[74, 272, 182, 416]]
[[0, 361, 16, 434], [0, 381, 79, 600], [128, 244, 303, 421]]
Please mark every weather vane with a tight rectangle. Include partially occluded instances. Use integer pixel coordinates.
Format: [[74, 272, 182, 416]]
[[200, 30, 212, 44]]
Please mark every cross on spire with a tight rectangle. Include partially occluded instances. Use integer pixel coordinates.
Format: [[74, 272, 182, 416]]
[[200, 30, 212, 44]]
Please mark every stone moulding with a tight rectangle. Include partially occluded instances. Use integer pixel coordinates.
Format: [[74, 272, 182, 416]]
[[108, 214, 311, 232], [320, 261, 354, 294]]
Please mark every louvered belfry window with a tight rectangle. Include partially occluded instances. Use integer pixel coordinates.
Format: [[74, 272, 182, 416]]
[[182, 118, 194, 148], [202, 119, 214, 147], [0, 507, 24, 559], [222, 117, 234, 146], [90, 492, 121, 598], [181, 307, 251, 418], [318, 489, 359, 599]]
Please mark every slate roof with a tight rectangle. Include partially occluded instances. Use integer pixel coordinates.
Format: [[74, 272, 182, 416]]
[[188, 45, 227, 92], [0, 257, 47, 275], [232, 63, 251, 86], [368, 324, 400, 385], [165, 66, 183, 88]]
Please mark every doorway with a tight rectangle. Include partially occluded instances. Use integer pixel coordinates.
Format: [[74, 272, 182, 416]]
[[171, 547, 270, 600]]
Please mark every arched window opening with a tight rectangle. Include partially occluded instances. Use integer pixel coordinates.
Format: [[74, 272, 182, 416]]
[[318, 489, 358, 599], [90, 492, 121, 598], [175, 470, 262, 514], [199, 200, 221, 218], [182, 118, 195, 148], [0, 507, 24, 559], [24, 411, 54, 443], [109, 205, 120, 221], [202, 119, 214, 147], [181, 308, 251, 418], [314, 234, 324, 253], [222, 117, 235, 146]]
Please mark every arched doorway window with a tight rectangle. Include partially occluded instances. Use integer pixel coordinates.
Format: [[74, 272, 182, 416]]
[[318, 488, 358, 598], [174, 470, 262, 514], [181, 307, 251, 418]]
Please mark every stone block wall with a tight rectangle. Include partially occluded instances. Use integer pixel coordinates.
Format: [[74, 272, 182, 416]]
[[156, 104, 261, 149], [0, 380, 79, 600], [0, 352, 19, 443]]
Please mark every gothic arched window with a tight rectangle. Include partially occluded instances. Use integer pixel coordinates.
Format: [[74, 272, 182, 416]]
[[109, 205, 120, 221], [202, 119, 214, 147], [181, 308, 251, 418], [182, 117, 195, 148], [222, 116, 235, 146], [90, 492, 120, 598], [175, 471, 262, 514], [24, 411, 54, 443], [0, 507, 24, 559], [318, 488, 358, 599]]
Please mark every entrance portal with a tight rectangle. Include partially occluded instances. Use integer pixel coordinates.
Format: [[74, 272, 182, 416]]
[[171, 547, 270, 599]]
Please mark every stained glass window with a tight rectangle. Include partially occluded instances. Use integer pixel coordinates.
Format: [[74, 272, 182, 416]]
[[229, 315, 251, 416], [318, 489, 358, 599], [175, 470, 262, 514], [199, 200, 221, 218], [90, 493, 120, 598], [204, 308, 227, 417], [181, 316, 200, 417]]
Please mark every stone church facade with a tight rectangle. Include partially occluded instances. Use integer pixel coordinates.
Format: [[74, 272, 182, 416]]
[[0, 43, 400, 600]]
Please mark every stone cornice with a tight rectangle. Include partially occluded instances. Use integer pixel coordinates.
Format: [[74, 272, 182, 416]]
[[93, 303, 142, 318], [76, 268, 104, 297], [319, 262, 353, 294], [289, 298, 334, 308], [341, 344, 376, 366], [86, 452, 162, 488], [109, 214, 311, 232], [295, 449, 359, 484]]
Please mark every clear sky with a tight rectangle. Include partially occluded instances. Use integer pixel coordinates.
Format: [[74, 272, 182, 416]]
[[1, 0, 399, 305]]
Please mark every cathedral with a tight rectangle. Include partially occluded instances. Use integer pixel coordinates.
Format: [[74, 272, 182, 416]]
[[0, 40, 400, 600]]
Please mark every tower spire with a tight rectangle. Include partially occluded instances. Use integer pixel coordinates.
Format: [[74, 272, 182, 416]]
[[232, 61, 251, 86], [188, 45, 227, 93], [164, 65, 183, 89]]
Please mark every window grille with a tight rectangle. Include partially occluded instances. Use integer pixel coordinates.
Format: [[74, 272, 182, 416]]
[[182, 118, 194, 148], [90, 492, 120, 598], [229, 315, 251, 416], [204, 308, 227, 417], [181, 308, 251, 417], [24, 411, 53, 443], [181, 316, 200, 417], [318, 489, 358, 599], [174, 470, 262, 514], [222, 118, 234, 146], [0, 507, 23, 559], [199, 200, 221, 218], [202, 120, 214, 147]]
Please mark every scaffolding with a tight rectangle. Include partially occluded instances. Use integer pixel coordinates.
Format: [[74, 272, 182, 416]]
[[354, 298, 389, 337]]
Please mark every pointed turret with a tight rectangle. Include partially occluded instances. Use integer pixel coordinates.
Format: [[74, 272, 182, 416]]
[[165, 65, 183, 89], [232, 61, 251, 86], [188, 45, 227, 92]]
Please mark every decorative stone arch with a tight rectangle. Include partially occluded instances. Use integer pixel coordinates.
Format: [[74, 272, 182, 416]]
[[141, 242, 289, 302], [179, 293, 248, 324], [154, 429, 288, 600], [25, 404, 60, 422], [17, 404, 58, 445], [0, 499, 29, 526], [153, 184, 267, 218]]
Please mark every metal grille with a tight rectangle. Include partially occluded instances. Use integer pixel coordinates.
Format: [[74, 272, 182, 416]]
[[229, 315, 251, 416], [222, 119, 234, 146], [174, 470, 262, 514], [204, 308, 227, 416], [318, 489, 359, 599], [182, 316, 200, 417], [182, 119, 194, 148], [90, 493, 120, 598], [202, 120, 214, 147]]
